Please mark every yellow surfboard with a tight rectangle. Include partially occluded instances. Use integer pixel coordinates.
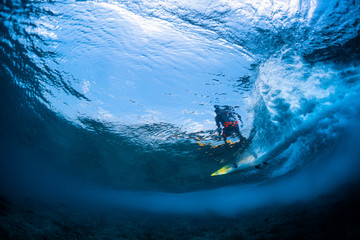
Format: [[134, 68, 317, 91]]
[[211, 154, 258, 176]]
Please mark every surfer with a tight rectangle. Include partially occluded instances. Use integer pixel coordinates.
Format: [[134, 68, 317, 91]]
[[214, 105, 245, 144]]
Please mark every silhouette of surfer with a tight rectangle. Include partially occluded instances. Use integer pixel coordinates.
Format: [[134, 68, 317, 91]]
[[214, 105, 245, 144]]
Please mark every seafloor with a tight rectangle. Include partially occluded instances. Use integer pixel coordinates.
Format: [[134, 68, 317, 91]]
[[1, 181, 359, 240]]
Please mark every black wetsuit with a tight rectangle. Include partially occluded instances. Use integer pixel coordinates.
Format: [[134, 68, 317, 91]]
[[215, 106, 244, 143]]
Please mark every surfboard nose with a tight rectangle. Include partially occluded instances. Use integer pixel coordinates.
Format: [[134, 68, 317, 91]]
[[211, 165, 233, 176]]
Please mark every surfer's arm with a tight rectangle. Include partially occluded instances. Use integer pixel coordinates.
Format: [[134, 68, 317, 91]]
[[215, 115, 220, 128], [215, 116, 223, 134], [236, 113, 244, 127]]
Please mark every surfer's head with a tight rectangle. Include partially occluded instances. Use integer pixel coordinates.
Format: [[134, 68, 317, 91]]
[[215, 105, 232, 112]]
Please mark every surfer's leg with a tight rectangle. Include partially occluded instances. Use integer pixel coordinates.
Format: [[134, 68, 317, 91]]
[[222, 129, 228, 144], [234, 126, 245, 142], [223, 135, 227, 144]]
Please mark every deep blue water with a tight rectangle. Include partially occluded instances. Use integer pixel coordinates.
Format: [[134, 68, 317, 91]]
[[1, 0, 360, 237]]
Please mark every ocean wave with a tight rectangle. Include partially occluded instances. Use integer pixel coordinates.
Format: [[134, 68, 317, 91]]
[[0, 0, 359, 212]]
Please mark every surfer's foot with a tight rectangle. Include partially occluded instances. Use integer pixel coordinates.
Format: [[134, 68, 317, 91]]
[[233, 163, 238, 168]]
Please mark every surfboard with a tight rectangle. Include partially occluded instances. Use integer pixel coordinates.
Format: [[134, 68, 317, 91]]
[[211, 153, 258, 176]]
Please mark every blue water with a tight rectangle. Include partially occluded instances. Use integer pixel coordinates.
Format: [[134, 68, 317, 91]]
[[1, 0, 360, 220]]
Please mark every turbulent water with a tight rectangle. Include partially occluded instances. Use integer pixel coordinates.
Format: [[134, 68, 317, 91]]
[[1, 0, 360, 215]]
